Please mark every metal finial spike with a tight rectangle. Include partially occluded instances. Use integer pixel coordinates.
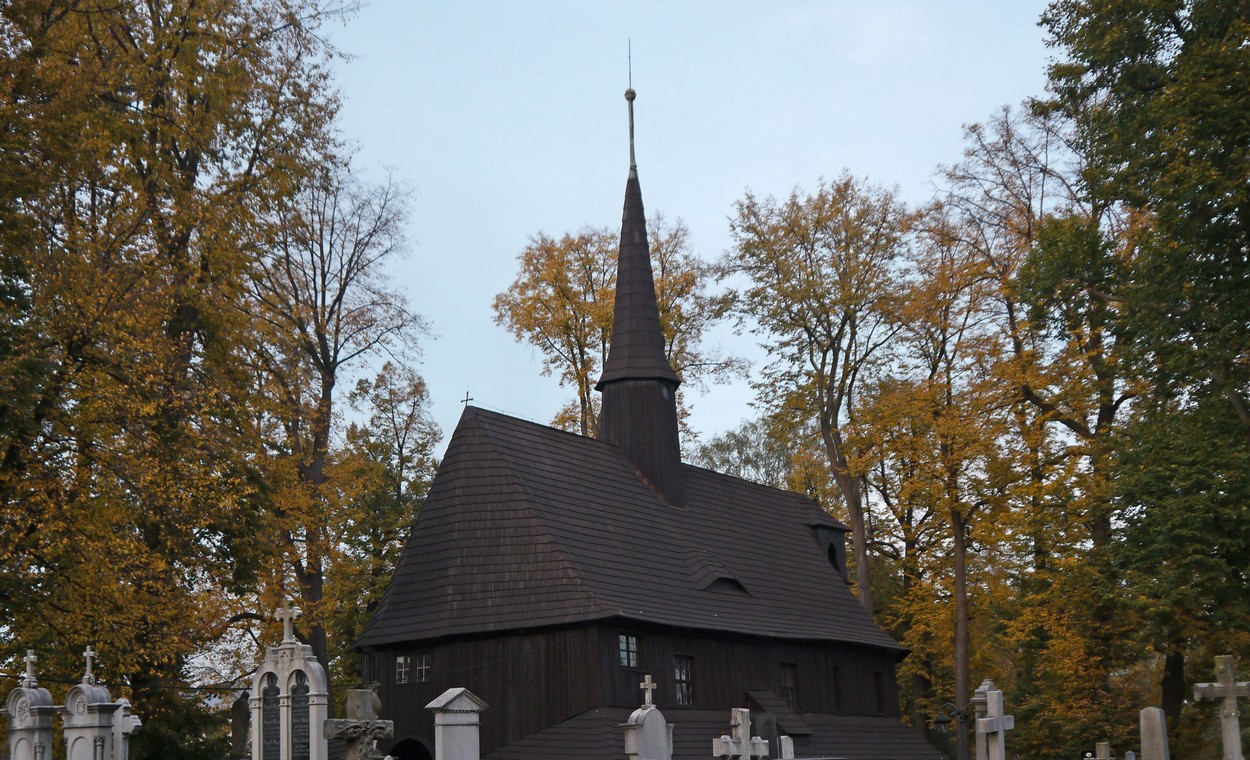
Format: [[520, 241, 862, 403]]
[[625, 87, 637, 171]]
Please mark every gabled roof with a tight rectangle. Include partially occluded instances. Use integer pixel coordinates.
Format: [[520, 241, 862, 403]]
[[356, 407, 900, 652]]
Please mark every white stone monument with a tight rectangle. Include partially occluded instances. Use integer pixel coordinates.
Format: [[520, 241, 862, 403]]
[[1194, 655, 1249, 760], [250, 604, 330, 760], [1094, 741, 1112, 760], [1140, 706, 1170, 760], [4, 650, 55, 760], [61, 647, 124, 760], [712, 708, 768, 760], [426, 688, 488, 760], [972, 680, 1013, 760], [622, 675, 673, 760]]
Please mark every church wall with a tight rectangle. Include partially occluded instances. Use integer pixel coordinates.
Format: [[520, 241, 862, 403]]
[[373, 625, 602, 756], [595, 624, 901, 716]]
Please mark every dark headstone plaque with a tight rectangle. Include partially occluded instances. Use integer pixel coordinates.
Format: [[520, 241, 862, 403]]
[[262, 674, 280, 760], [291, 670, 310, 760]]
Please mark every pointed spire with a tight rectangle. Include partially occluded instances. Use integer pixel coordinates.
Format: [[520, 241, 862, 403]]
[[596, 87, 680, 389], [596, 85, 685, 508]]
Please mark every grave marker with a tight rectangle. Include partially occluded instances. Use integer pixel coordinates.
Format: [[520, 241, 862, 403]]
[[1140, 706, 1170, 760], [426, 688, 488, 760], [250, 604, 329, 760], [712, 708, 768, 760], [972, 681, 1013, 760], [4, 650, 55, 760], [1194, 655, 1249, 760], [325, 687, 394, 760], [621, 675, 672, 760]]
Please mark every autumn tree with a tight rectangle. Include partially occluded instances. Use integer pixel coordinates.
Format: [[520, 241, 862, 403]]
[[246, 162, 426, 676], [0, 1, 346, 756], [721, 174, 909, 613], [493, 215, 735, 436]]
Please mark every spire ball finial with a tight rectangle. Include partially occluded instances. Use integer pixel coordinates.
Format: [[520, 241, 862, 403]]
[[625, 88, 636, 102]]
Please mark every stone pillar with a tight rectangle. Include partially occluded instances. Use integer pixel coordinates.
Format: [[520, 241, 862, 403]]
[[111, 697, 142, 760], [4, 651, 55, 760], [426, 688, 489, 760], [1140, 707, 1171, 760]]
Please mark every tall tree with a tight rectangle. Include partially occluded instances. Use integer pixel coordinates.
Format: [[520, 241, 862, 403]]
[[721, 173, 909, 613], [1044, 0, 1250, 437], [247, 163, 425, 676], [493, 215, 736, 436], [0, 1, 344, 756]]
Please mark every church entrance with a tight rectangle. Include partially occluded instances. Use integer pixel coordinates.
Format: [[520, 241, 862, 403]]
[[388, 737, 433, 760]]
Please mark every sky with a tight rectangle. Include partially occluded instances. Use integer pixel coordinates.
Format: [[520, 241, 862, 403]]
[[325, 1, 1056, 453]]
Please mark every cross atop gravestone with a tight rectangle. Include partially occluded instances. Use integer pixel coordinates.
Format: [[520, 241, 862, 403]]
[[276, 604, 302, 643], [82, 646, 95, 684], [973, 681, 1014, 760], [21, 650, 37, 688], [712, 708, 768, 760], [640, 675, 657, 707], [1194, 655, 1250, 760]]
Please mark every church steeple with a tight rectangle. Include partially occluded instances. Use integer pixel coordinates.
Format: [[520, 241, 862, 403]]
[[595, 86, 685, 508]]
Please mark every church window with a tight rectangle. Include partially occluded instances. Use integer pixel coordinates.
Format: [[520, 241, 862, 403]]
[[396, 655, 411, 684], [618, 634, 639, 668], [674, 656, 693, 706], [780, 663, 799, 710], [414, 652, 432, 682]]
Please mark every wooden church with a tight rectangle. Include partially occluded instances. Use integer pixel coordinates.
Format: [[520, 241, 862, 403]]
[[354, 89, 940, 760]]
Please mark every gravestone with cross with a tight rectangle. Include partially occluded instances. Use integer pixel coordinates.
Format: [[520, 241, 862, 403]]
[[972, 680, 1014, 760], [324, 686, 394, 760], [712, 708, 768, 760], [1194, 655, 1250, 760], [3, 650, 55, 760], [622, 675, 673, 760], [250, 604, 329, 760], [61, 646, 141, 760]]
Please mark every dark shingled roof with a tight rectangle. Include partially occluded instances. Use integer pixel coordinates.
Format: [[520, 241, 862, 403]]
[[356, 407, 900, 652], [482, 708, 941, 760]]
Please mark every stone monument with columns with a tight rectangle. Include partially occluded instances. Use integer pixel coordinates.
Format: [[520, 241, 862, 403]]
[[250, 604, 330, 760], [61, 646, 142, 760], [3, 650, 55, 760]]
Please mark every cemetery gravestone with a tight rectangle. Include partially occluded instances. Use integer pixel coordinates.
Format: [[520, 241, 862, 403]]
[[324, 687, 394, 760], [232, 691, 251, 759], [972, 681, 1013, 760], [4, 650, 55, 760], [250, 605, 329, 760], [1194, 655, 1249, 760], [425, 688, 488, 760], [1140, 706, 1170, 760], [621, 675, 673, 760], [1095, 742, 1112, 760], [712, 708, 768, 760]]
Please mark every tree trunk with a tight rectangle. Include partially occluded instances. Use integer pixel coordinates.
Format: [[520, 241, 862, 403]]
[[952, 508, 970, 710]]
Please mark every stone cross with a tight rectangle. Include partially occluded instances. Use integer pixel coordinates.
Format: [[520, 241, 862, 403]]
[[82, 646, 95, 684], [640, 675, 657, 707], [276, 603, 302, 643], [712, 708, 768, 760], [973, 682, 1014, 760], [1140, 706, 1170, 760], [1194, 655, 1249, 760], [21, 650, 37, 688]]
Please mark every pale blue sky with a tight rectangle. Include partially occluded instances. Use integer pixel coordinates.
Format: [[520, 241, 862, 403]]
[[326, 1, 1054, 452]]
